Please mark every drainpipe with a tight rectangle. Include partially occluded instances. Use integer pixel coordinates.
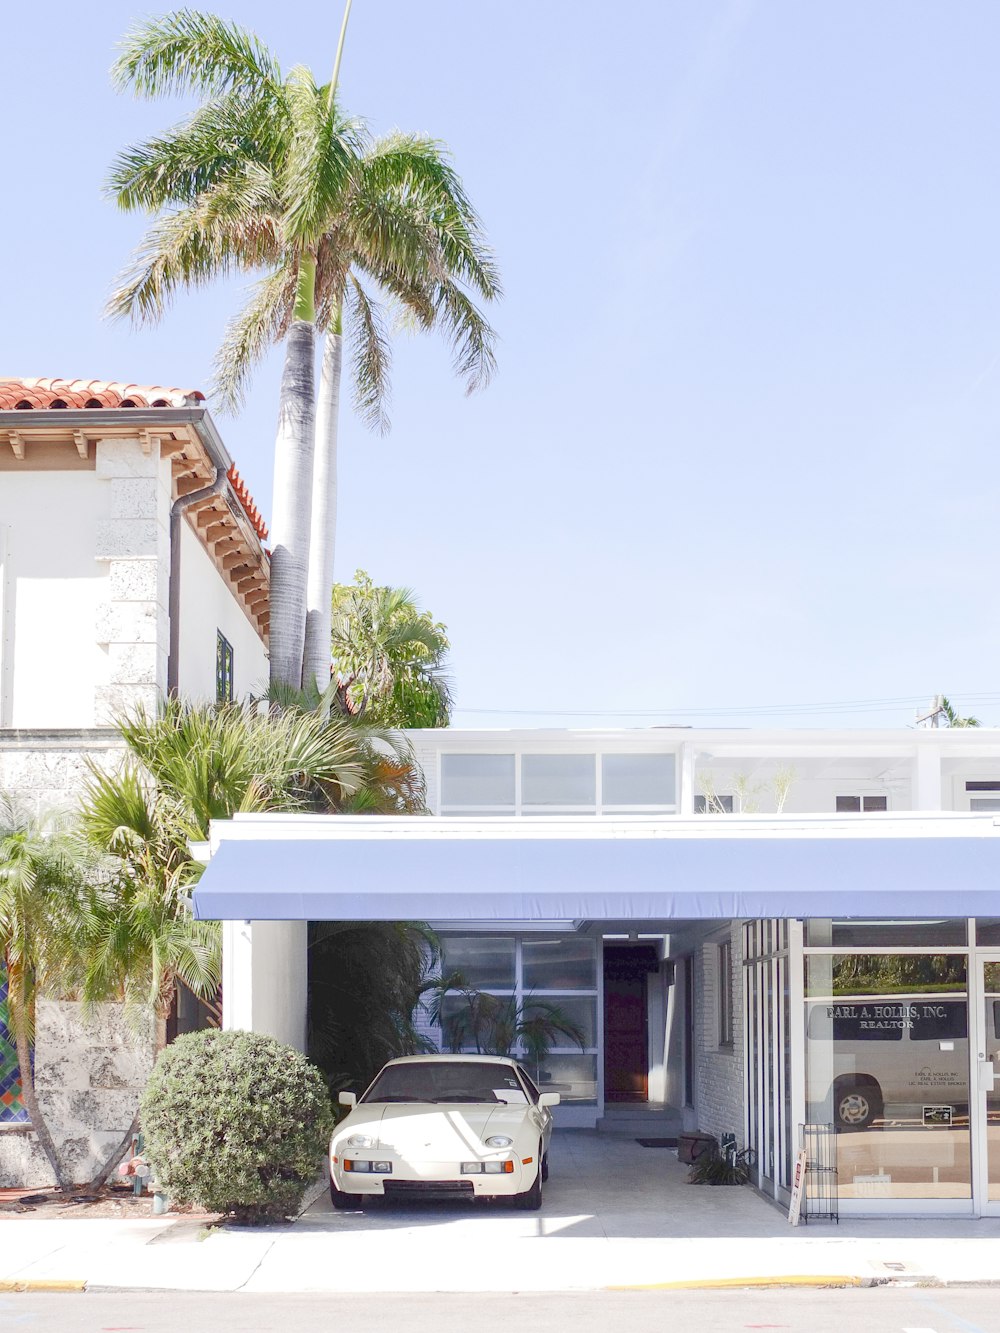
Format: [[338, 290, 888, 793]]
[[167, 468, 227, 695]]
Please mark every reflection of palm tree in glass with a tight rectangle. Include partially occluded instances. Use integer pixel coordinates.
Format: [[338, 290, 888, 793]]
[[832, 954, 967, 995]]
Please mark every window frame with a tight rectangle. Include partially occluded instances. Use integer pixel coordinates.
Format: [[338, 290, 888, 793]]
[[216, 630, 234, 705]]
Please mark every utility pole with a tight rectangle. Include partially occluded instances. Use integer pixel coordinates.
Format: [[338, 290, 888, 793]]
[[916, 695, 944, 728]]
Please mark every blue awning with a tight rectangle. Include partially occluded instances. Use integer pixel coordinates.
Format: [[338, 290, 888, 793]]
[[192, 832, 1000, 921]]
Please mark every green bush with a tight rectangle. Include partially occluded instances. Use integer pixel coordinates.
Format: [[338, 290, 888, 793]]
[[141, 1029, 335, 1224]]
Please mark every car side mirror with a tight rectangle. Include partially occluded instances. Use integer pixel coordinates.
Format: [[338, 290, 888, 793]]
[[338, 1091, 357, 1107], [538, 1092, 560, 1108]]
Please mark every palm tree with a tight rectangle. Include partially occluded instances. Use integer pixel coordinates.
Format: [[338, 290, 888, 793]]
[[938, 696, 982, 729], [107, 11, 500, 690], [0, 793, 85, 1188], [329, 570, 452, 727]]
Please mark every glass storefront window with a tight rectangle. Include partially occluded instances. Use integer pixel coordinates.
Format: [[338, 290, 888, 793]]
[[529, 1052, 597, 1102], [523, 937, 597, 991], [805, 954, 970, 1201], [441, 936, 516, 989], [805, 920, 968, 947]]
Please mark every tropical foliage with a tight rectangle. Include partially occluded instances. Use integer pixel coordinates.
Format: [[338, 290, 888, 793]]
[[937, 696, 982, 729], [308, 921, 436, 1096], [329, 570, 452, 727], [0, 793, 87, 1187], [107, 9, 500, 691]]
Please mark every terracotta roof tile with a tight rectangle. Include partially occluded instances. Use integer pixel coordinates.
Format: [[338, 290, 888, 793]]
[[227, 464, 268, 541], [0, 377, 205, 411]]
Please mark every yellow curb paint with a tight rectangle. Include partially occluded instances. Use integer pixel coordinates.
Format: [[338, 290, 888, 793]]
[[0, 1279, 87, 1293], [607, 1275, 866, 1292]]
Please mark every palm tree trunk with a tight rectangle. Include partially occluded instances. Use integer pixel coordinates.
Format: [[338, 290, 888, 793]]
[[302, 328, 344, 694], [269, 317, 317, 688], [7, 978, 67, 1189]]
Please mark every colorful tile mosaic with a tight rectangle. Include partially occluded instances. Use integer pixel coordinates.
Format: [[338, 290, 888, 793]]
[[0, 966, 29, 1124]]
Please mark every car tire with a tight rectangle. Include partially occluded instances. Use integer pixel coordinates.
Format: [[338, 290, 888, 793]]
[[834, 1078, 883, 1132], [514, 1147, 544, 1210], [541, 1153, 549, 1183], [330, 1178, 364, 1210]]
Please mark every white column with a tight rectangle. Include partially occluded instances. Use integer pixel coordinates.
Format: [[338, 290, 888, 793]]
[[222, 919, 308, 1053], [914, 744, 943, 810]]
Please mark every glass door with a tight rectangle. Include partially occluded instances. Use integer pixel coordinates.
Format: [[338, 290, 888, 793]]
[[977, 958, 1000, 1212]]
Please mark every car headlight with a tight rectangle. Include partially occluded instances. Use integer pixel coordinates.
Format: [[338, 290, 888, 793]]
[[347, 1133, 376, 1148], [484, 1136, 513, 1148]]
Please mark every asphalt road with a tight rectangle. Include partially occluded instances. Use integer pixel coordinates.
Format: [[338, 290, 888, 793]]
[[1, 1288, 999, 1333]]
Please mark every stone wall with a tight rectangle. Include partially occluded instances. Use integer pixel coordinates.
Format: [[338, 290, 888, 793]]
[[0, 999, 153, 1188], [0, 728, 124, 819]]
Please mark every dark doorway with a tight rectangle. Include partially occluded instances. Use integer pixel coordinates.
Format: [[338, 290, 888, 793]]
[[603, 945, 659, 1103]]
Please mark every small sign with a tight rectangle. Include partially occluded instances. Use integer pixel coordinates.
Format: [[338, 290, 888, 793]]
[[922, 1104, 953, 1127], [787, 1148, 808, 1226]]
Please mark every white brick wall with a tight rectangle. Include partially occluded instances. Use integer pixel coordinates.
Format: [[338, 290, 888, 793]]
[[692, 921, 745, 1145]]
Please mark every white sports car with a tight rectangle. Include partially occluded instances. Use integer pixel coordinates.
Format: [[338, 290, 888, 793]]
[[329, 1054, 559, 1211]]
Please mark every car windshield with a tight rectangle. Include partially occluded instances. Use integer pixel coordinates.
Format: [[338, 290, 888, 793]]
[[362, 1061, 528, 1105]]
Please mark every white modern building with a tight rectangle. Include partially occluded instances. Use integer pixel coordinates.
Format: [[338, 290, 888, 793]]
[[200, 727, 1000, 1218]]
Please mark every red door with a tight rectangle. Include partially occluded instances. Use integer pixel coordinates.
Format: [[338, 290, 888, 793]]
[[604, 971, 648, 1102]]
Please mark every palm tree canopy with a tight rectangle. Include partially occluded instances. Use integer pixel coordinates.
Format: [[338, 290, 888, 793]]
[[938, 696, 982, 729], [330, 570, 452, 728], [107, 10, 501, 425]]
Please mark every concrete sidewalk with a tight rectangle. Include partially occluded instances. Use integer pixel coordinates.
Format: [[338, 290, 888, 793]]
[[2, 1132, 1000, 1293]]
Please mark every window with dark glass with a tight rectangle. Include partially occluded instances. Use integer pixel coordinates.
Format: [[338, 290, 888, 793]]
[[695, 793, 734, 813], [216, 631, 234, 704], [835, 795, 888, 813], [718, 940, 733, 1045]]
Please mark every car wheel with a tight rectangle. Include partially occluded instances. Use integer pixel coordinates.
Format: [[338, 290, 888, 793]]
[[541, 1153, 549, 1183], [834, 1079, 883, 1132], [330, 1178, 364, 1210], [514, 1147, 543, 1210]]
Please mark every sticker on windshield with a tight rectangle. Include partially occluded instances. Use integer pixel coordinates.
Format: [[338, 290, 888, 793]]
[[493, 1087, 528, 1104]]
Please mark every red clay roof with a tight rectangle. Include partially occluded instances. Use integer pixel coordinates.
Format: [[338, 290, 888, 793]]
[[0, 377, 268, 542], [0, 377, 205, 410], [227, 464, 268, 541]]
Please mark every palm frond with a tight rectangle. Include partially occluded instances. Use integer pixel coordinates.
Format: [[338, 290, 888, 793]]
[[346, 274, 391, 434], [112, 10, 281, 100], [281, 71, 362, 245], [433, 279, 499, 393], [212, 263, 298, 412]]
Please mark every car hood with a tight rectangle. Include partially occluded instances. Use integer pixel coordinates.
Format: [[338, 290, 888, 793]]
[[335, 1103, 531, 1153]]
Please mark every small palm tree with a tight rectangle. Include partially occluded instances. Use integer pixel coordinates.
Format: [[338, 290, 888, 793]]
[[426, 973, 586, 1085], [0, 793, 85, 1188], [938, 696, 982, 729], [107, 11, 500, 691], [330, 570, 452, 727]]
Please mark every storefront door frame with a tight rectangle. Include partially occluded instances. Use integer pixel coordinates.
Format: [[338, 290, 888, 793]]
[[971, 951, 1000, 1217]]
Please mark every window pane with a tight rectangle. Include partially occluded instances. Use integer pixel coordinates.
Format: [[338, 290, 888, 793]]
[[521, 754, 595, 805], [528, 1052, 597, 1103], [804, 919, 968, 947], [694, 793, 734, 813], [521, 996, 596, 1048], [863, 796, 888, 812], [835, 796, 861, 812], [441, 754, 515, 807], [601, 754, 675, 806], [440, 936, 515, 989], [805, 955, 970, 1201], [523, 937, 597, 990], [971, 798, 1000, 812]]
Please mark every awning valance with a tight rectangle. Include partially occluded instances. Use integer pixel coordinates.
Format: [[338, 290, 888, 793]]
[[192, 829, 1000, 922]]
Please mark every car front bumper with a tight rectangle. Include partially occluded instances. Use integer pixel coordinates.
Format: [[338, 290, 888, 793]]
[[330, 1153, 535, 1197]]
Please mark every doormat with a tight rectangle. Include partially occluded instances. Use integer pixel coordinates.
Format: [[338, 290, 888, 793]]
[[636, 1137, 678, 1148]]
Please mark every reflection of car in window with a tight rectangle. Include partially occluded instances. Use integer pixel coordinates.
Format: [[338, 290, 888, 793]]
[[807, 997, 968, 1131]]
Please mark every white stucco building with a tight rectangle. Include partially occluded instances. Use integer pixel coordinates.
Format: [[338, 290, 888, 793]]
[[0, 376, 270, 1183]]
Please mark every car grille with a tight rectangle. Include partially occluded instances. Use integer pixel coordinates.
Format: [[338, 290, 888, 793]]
[[382, 1180, 475, 1199]]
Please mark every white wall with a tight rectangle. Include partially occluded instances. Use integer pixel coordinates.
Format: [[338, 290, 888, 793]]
[[176, 519, 268, 703], [0, 471, 109, 727], [223, 920, 308, 1052]]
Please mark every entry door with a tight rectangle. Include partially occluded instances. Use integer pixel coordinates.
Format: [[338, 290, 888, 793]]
[[977, 957, 1000, 1214], [604, 972, 648, 1102]]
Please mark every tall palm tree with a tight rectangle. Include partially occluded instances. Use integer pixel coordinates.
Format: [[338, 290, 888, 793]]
[[329, 570, 452, 727], [107, 11, 500, 690], [0, 793, 85, 1188]]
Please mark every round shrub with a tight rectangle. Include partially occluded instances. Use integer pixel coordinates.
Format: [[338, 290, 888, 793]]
[[140, 1029, 335, 1224]]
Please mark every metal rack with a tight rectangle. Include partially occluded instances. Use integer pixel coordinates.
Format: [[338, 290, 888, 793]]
[[799, 1123, 838, 1223]]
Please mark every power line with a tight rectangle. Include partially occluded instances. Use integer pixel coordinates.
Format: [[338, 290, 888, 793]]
[[451, 691, 1000, 720]]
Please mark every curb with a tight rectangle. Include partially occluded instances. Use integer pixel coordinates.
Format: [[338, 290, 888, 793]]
[[607, 1275, 871, 1291], [0, 1279, 86, 1293]]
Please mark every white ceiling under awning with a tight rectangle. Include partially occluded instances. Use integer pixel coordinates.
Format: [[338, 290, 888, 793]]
[[192, 813, 1000, 923]]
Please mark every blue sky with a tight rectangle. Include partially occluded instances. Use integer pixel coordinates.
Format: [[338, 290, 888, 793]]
[[4, 1, 1000, 728]]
